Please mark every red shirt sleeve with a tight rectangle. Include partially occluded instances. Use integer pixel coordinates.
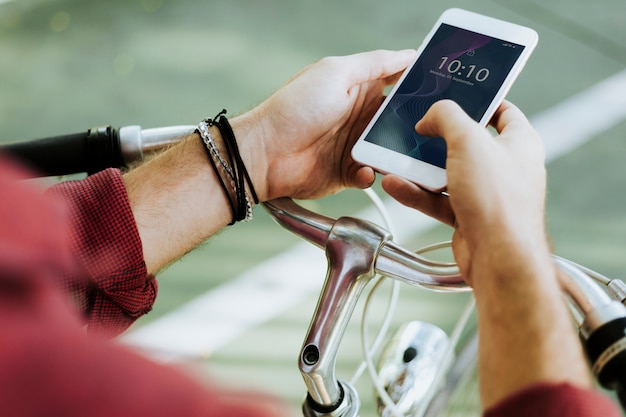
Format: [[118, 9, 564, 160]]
[[0, 158, 285, 417], [484, 382, 622, 417], [47, 168, 157, 337]]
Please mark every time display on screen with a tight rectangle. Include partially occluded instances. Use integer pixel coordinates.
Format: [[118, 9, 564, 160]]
[[438, 56, 490, 82], [364, 24, 525, 169]]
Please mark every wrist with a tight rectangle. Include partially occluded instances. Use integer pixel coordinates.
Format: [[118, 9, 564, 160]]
[[229, 110, 271, 203], [470, 229, 554, 291]]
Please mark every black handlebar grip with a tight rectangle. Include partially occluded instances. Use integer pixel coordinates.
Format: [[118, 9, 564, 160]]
[[1, 126, 123, 177], [584, 317, 626, 411]]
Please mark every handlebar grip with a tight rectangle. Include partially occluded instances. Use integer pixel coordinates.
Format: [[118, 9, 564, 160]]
[[1, 126, 123, 177], [584, 317, 626, 407]]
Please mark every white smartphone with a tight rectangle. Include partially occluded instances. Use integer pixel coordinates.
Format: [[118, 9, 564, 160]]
[[351, 8, 538, 192]]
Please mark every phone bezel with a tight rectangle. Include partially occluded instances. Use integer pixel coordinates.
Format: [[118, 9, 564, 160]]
[[351, 8, 538, 192]]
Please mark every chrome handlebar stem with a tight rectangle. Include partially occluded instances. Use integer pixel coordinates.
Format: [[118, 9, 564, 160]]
[[299, 216, 390, 408], [263, 198, 469, 414], [263, 198, 468, 292]]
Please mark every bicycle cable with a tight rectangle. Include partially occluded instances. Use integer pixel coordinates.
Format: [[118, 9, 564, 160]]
[[361, 269, 476, 417], [349, 187, 400, 385], [351, 187, 478, 417]]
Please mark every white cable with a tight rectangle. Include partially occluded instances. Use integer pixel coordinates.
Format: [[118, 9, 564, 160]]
[[350, 276, 399, 385], [358, 233, 477, 417], [361, 277, 406, 417], [413, 296, 476, 417], [363, 187, 397, 238], [350, 187, 400, 385], [352, 187, 406, 416], [361, 287, 476, 417]]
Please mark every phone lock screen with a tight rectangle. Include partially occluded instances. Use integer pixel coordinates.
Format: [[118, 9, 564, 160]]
[[364, 24, 525, 168]]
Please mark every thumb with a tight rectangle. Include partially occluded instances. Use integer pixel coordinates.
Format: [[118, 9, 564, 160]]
[[337, 49, 417, 86], [415, 100, 488, 154]]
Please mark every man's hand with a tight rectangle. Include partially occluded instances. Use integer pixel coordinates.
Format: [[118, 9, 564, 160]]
[[236, 49, 417, 201], [125, 49, 416, 274], [381, 100, 592, 408], [381, 100, 547, 286]]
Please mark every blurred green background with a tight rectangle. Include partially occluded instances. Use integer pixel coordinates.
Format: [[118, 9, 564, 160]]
[[1, 0, 625, 415]]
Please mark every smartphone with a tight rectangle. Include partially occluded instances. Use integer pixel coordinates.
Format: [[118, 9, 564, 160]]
[[351, 8, 538, 192]]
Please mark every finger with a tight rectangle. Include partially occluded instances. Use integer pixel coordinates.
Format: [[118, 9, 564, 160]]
[[490, 101, 545, 156], [383, 69, 407, 87], [415, 100, 488, 153], [489, 100, 531, 134], [331, 49, 417, 86], [351, 166, 376, 189], [381, 175, 455, 227]]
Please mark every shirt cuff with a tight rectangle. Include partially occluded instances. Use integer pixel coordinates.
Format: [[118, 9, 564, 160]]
[[484, 382, 621, 417], [48, 168, 157, 337]]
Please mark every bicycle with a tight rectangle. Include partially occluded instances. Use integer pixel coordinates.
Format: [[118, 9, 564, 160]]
[[4, 124, 626, 417]]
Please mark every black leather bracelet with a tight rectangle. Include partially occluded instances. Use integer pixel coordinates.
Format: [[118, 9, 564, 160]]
[[196, 109, 257, 224]]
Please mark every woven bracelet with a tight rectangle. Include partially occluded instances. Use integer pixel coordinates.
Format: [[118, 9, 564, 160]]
[[196, 110, 257, 224]]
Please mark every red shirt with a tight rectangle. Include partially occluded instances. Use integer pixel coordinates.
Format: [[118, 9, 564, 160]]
[[0, 156, 620, 416], [47, 165, 156, 338], [0, 159, 282, 417], [485, 382, 621, 417]]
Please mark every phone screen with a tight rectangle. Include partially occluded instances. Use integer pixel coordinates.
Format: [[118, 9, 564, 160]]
[[363, 23, 525, 168]]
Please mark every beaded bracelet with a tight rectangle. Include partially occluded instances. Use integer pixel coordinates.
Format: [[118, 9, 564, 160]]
[[196, 110, 258, 224]]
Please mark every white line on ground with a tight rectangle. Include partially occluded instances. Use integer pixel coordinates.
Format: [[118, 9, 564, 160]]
[[121, 69, 626, 361], [536, 70, 626, 161]]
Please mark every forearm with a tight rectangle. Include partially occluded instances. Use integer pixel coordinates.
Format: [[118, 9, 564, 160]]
[[472, 239, 592, 409], [122, 50, 415, 275], [124, 133, 228, 275], [123, 113, 266, 275]]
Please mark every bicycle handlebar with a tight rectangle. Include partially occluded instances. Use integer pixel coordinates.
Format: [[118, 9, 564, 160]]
[[2, 127, 122, 176], [264, 196, 626, 414], [1, 125, 195, 176], [263, 198, 467, 292]]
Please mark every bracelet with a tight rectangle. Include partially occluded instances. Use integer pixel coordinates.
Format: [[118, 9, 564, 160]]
[[196, 110, 258, 224]]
